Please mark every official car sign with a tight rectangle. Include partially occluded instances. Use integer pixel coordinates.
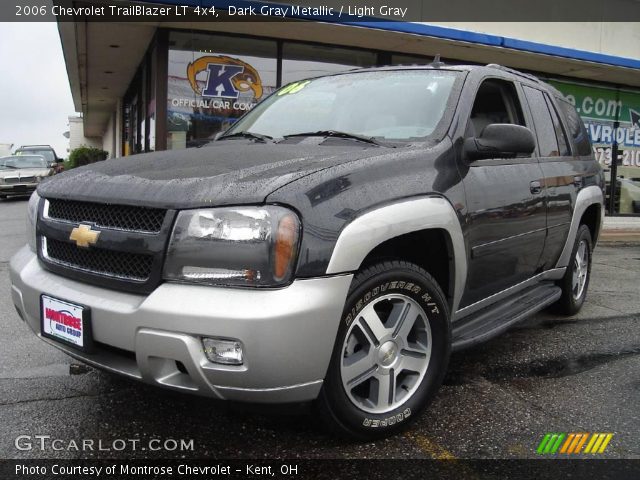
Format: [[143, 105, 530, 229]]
[[41, 295, 90, 349]]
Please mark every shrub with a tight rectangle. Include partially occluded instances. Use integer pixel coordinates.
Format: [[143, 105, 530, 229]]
[[65, 146, 108, 170]]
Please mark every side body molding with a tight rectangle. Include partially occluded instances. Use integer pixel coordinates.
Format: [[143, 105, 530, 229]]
[[555, 185, 604, 269], [325, 196, 467, 313]]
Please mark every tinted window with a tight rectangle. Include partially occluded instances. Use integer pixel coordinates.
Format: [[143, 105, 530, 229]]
[[544, 95, 571, 156], [523, 86, 559, 157], [468, 79, 525, 138], [557, 99, 592, 156]]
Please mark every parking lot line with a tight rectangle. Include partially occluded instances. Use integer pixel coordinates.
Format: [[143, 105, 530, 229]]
[[405, 432, 456, 459]]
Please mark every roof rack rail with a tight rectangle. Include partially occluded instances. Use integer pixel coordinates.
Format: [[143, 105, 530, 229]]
[[486, 64, 540, 83], [18, 144, 54, 148]]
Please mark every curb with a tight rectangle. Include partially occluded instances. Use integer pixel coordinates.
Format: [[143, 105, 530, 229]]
[[598, 230, 640, 245]]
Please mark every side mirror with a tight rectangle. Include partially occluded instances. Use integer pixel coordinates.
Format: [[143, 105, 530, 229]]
[[464, 123, 535, 161]]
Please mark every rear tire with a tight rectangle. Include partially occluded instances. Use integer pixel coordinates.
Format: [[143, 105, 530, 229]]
[[317, 260, 450, 439], [554, 224, 593, 315]]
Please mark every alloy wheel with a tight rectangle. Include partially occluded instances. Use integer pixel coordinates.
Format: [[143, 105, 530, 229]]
[[340, 294, 432, 414]]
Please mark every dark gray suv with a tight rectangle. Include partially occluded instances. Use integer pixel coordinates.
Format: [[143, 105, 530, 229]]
[[10, 63, 603, 439]]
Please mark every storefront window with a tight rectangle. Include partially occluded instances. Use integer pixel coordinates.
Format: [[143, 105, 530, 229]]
[[167, 31, 277, 149], [282, 43, 376, 84], [551, 80, 640, 215], [147, 44, 157, 152], [391, 53, 432, 65]]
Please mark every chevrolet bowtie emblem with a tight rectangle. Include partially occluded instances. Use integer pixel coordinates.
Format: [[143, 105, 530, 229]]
[[69, 224, 100, 248]]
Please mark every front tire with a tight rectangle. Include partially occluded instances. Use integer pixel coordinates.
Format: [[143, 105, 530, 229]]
[[317, 260, 451, 439], [554, 224, 593, 315]]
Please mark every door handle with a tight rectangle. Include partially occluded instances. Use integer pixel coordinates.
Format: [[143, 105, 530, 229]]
[[530, 181, 542, 195]]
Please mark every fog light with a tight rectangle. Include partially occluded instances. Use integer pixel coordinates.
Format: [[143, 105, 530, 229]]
[[202, 338, 244, 365]]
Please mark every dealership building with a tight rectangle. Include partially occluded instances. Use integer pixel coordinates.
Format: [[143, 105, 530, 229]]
[[57, 1, 640, 215]]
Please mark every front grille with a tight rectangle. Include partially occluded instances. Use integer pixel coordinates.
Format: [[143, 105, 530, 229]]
[[47, 199, 166, 233], [45, 238, 154, 281], [5, 176, 35, 184]]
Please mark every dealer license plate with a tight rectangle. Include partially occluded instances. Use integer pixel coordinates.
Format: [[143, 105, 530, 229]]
[[41, 295, 92, 351]]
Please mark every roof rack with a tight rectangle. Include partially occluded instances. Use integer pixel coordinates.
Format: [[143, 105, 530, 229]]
[[486, 64, 541, 83]]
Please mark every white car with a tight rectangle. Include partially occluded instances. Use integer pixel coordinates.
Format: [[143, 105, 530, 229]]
[[0, 155, 53, 198]]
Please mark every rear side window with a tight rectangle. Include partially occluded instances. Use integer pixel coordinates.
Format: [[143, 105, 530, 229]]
[[557, 100, 592, 156], [523, 86, 560, 157], [544, 96, 571, 156]]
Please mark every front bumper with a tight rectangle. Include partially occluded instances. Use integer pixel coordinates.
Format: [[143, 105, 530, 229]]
[[10, 246, 352, 403], [0, 183, 37, 195]]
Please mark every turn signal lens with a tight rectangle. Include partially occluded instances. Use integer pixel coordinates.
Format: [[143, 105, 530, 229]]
[[273, 214, 298, 281]]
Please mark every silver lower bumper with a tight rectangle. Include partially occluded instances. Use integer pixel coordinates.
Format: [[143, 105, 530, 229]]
[[9, 246, 352, 403]]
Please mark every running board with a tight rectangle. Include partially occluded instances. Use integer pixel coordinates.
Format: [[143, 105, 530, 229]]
[[451, 283, 562, 351]]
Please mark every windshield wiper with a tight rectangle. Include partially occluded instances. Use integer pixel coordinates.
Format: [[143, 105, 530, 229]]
[[283, 130, 384, 146], [217, 131, 273, 143], [1, 165, 17, 169]]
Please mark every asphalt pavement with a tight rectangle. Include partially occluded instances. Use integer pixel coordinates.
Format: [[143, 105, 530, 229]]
[[1, 196, 638, 460]]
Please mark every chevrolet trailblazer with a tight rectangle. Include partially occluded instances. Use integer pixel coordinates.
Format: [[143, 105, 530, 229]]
[[10, 64, 603, 439]]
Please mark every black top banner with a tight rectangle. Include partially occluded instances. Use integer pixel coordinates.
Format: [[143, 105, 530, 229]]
[[2, 0, 640, 22]]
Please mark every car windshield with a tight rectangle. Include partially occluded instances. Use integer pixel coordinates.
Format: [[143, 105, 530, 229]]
[[17, 149, 55, 163], [225, 70, 461, 142], [0, 155, 48, 169]]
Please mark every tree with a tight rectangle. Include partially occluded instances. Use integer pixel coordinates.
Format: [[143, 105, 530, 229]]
[[65, 146, 108, 170]]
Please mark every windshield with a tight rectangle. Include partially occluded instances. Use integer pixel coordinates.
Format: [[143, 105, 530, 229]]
[[0, 155, 48, 169], [17, 149, 55, 163], [225, 70, 461, 142]]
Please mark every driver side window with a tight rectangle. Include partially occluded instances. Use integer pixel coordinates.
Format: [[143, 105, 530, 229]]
[[468, 79, 525, 138]]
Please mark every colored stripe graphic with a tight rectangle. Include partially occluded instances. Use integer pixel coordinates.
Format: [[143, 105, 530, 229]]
[[537, 433, 565, 454], [597, 434, 613, 453], [560, 434, 575, 454], [537, 434, 552, 454], [537, 433, 613, 454], [573, 433, 589, 454], [584, 433, 599, 453]]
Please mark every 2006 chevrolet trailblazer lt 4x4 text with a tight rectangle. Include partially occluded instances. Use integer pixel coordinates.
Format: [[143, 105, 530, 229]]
[[10, 63, 603, 439]]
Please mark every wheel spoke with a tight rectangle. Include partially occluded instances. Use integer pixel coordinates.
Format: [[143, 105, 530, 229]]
[[358, 309, 389, 345], [572, 261, 579, 291], [399, 351, 427, 373], [375, 372, 395, 408], [393, 302, 420, 343], [342, 353, 377, 386]]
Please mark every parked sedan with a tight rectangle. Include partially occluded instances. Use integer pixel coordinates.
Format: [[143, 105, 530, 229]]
[[0, 155, 53, 198]]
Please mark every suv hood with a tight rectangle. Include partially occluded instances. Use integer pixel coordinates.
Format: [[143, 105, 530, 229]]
[[38, 141, 390, 209]]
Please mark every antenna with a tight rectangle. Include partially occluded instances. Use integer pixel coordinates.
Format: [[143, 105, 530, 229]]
[[430, 54, 445, 68]]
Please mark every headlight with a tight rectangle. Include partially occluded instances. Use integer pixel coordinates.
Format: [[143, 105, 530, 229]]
[[163, 206, 300, 287], [26, 191, 40, 252]]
